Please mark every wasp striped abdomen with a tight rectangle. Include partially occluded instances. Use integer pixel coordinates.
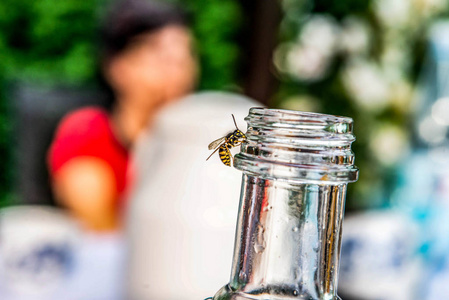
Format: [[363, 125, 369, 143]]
[[219, 144, 232, 166]]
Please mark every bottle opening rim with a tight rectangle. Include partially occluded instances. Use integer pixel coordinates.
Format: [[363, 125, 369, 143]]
[[235, 108, 359, 183], [248, 108, 354, 124]]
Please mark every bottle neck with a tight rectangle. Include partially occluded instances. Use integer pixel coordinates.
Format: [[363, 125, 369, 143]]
[[226, 174, 346, 300]]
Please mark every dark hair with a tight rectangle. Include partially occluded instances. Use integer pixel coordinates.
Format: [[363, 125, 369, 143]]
[[97, 0, 189, 109], [100, 0, 188, 59]]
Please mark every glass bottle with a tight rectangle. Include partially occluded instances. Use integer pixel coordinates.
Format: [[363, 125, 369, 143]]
[[210, 108, 359, 300]]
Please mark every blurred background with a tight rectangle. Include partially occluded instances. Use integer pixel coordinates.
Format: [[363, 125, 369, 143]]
[[1, 0, 449, 299]]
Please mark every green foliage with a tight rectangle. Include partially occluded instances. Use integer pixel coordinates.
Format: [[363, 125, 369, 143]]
[[0, 77, 11, 207], [183, 0, 242, 90], [0, 0, 98, 85], [0, 0, 243, 87], [312, 0, 371, 19]]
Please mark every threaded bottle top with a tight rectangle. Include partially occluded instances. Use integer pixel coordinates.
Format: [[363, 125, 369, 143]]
[[234, 108, 359, 183]]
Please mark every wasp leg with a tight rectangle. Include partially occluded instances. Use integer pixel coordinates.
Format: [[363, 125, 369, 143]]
[[206, 143, 223, 161]]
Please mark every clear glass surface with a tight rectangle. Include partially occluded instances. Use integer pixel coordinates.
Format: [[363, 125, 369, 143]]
[[211, 108, 358, 300], [213, 175, 346, 300]]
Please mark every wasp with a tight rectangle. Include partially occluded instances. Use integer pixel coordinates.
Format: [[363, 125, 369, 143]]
[[206, 114, 247, 167]]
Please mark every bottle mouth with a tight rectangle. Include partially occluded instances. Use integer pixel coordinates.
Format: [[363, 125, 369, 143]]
[[234, 108, 359, 183]]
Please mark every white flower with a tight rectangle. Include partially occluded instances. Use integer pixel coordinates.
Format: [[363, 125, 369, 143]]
[[300, 14, 340, 57], [369, 124, 409, 166], [284, 44, 331, 81], [273, 42, 330, 82], [342, 59, 391, 112], [380, 43, 410, 81], [373, 0, 412, 27], [418, 115, 447, 145], [274, 14, 340, 82], [273, 42, 291, 75], [432, 97, 449, 126], [339, 16, 371, 55]]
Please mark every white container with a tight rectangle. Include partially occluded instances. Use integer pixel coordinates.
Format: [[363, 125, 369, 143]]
[[125, 92, 261, 300]]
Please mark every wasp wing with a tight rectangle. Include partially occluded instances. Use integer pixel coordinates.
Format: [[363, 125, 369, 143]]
[[208, 137, 226, 150], [206, 143, 223, 161]]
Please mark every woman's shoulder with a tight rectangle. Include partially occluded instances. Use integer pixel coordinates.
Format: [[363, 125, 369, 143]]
[[54, 106, 110, 139], [64, 106, 107, 120], [48, 106, 113, 174]]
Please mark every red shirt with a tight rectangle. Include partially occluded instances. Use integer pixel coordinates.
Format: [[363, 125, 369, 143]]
[[48, 107, 129, 208]]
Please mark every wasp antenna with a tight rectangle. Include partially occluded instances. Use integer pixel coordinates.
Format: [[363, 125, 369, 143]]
[[231, 114, 239, 130]]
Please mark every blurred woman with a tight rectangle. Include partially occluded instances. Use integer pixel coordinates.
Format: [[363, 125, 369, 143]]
[[47, 0, 197, 231]]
